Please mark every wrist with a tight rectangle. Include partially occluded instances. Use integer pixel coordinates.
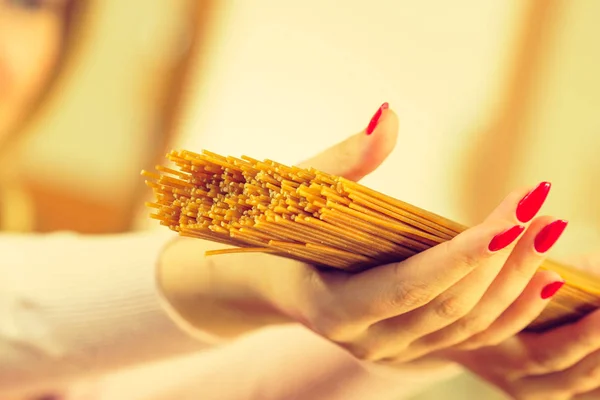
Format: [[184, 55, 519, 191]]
[[156, 236, 293, 338]]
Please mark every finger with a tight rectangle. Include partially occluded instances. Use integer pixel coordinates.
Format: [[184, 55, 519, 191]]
[[455, 269, 564, 350], [485, 181, 551, 224], [521, 348, 600, 397], [329, 183, 550, 340], [373, 183, 550, 330], [338, 183, 552, 361], [297, 102, 398, 181], [412, 216, 567, 352], [520, 309, 600, 374], [306, 219, 518, 351]]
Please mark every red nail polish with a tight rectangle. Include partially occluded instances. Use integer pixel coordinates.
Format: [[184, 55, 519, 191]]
[[534, 219, 568, 253], [516, 182, 551, 223], [488, 225, 525, 252], [541, 280, 564, 299], [366, 102, 389, 135]]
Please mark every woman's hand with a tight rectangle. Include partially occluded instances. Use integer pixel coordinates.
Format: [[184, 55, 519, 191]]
[[157, 103, 567, 367], [440, 253, 600, 400], [263, 184, 566, 364], [447, 309, 600, 400]]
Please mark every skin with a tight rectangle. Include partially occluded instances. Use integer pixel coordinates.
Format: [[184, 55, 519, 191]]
[[2, 2, 599, 396], [159, 106, 600, 399], [447, 310, 600, 399], [0, 0, 70, 145]]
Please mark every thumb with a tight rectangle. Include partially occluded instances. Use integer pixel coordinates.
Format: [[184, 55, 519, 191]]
[[297, 103, 399, 181]]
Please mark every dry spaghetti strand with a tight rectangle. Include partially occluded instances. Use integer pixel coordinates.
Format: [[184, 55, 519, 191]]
[[143, 149, 600, 332]]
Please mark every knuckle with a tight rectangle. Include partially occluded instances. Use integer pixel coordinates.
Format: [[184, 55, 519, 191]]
[[512, 261, 538, 281], [458, 250, 482, 271], [436, 295, 471, 321], [391, 280, 432, 310], [446, 234, 488, 271]]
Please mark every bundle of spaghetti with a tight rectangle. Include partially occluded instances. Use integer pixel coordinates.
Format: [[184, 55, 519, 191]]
[[142, 149, 600, 332]]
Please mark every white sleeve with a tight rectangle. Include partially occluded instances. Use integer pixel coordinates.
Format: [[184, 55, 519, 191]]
[[79, 325, 462, 400], [0, 231, 214, 394]]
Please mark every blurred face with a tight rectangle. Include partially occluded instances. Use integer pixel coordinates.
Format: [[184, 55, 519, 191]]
[[0, 0, 70, 143]]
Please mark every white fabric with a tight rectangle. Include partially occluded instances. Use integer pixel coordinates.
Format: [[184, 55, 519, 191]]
[[0, 231, 459, 399], [0, 231, 208, 396], [3, 1, 600, 399]]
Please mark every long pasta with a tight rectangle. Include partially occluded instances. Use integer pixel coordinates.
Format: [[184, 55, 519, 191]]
[[143, 149, 600, 332]]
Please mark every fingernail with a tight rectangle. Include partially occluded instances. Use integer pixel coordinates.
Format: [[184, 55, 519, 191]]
[[516, 182, 551, 223], [541, 280, 564, 299], [366, 102, 389, 135], [534, 219, 568, 253], [488, 225, 525, 252]]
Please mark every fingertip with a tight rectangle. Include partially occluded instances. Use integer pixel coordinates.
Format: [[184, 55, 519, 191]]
[[485, 182, 552, 226], [365, 102, 389, 135], [510, 215, 568, 257], [454, 219, 519, 257], [534, 219, 568, 254], [371, 106, 399, 147], [516, 182, 552, 223], [507, 270, 561, 306], [487, 224, 525, 252], [343, 104, 399, 179], [535, 269, 563, 284], [539, 278, 565, 300], [513, 268, 562, 303]]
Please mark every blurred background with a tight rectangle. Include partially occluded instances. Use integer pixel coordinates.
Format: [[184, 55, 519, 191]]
[[2, 0, 599, 398]]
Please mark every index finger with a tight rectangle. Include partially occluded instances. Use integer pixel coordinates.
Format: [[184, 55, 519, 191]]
[[335, 183, 550, 324]]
